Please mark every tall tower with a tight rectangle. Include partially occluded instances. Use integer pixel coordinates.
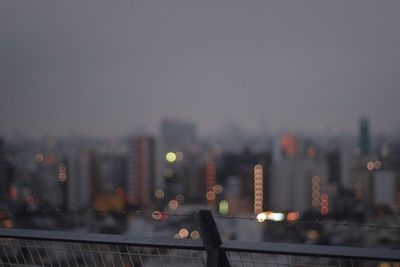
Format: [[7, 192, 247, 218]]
[[127, 136, 156, 209], [326, 150, 341, 186], [280, 134, 298, 158], [66, 149, 96, 211], [182, 151, 206, 204], [359, 117, 370, 155]]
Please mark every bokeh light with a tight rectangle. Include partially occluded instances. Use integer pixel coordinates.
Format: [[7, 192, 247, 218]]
[[179, 228, 189, 238], [166, 152, 177, 163], [155, 189, 165, 199], [168, 200, 179, 210]]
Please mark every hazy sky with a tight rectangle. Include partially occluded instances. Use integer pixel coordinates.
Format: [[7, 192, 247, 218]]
[[1, 0, 399, 138]]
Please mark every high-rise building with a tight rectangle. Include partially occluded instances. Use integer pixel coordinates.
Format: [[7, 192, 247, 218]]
[[97, 153, 127, 195], [182, 150, 206, 203], [359, 117, 370, 155], [326, 150, 341, 186], [280, 134, 298, 158], [66, 148, 97, 211], [127, 136, 156, 209], [373, 170, 396, 206], [220, 148, 271, 213], [270, 157, 327, 214]]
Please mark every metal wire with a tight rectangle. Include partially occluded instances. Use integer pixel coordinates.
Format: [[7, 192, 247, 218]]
[[0, 237, 207, 267], [1, 208, 399, 231]]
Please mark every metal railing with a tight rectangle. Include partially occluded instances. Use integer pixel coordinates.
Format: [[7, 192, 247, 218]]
[[0, 210, 399, 267]]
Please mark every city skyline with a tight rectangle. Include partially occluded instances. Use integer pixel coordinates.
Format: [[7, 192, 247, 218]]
[[1, 0, 400, 138]]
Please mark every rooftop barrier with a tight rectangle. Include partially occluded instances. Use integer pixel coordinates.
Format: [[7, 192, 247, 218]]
[[0, 210, 399, 267]]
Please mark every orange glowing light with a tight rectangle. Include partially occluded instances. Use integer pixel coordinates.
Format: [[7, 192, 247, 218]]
[[206, 191, 216, 201], [286, 212, 299, 222], [3, 219, 13, 228]]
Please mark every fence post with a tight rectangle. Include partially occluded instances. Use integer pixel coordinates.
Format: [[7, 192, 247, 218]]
[[195, 210, 230, 267]]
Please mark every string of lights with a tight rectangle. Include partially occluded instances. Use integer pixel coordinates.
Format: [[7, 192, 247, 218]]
[[0, 208, 399, 231]]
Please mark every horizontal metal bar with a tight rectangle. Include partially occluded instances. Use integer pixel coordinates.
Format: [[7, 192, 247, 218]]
[[2, 228, 399, 263], [0, 228, 204, 250], [222, 240, 400, 262]]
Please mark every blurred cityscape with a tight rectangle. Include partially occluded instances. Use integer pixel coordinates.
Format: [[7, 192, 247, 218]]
[[0, 117, 399, 248]]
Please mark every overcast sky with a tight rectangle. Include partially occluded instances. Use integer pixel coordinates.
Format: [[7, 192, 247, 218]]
[[1, 0, 399, 138]]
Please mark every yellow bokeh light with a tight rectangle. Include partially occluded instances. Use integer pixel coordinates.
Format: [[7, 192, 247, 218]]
[[166, 152, 177, 163], [219, 200, 229, 215]]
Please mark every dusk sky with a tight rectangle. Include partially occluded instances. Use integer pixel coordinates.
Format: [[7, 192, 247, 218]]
[[1, 0, 399, 138]]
